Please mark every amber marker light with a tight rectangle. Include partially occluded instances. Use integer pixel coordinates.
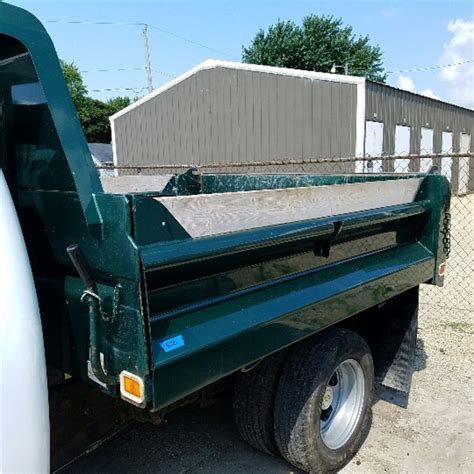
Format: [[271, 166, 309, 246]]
[[119, 371, 145, 405]]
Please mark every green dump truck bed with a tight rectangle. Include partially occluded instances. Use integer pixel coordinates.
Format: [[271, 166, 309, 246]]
[[0, 2, 450, 413]]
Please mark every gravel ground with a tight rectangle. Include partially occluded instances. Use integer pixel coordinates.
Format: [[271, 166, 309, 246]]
[[343, 293, 474, 472], [61, 306, 474, 474], [64, 196, 473, 474]]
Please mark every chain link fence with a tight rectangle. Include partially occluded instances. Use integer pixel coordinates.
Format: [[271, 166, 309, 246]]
[[98, 152, 473, 319]]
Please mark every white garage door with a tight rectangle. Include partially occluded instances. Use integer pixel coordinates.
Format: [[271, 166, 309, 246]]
[[395, 125, 411, 172], [441, 131, 453, 182], [420, 128, 433, 173], [459, 133, 471, 195], [363, 121, 384, 173]]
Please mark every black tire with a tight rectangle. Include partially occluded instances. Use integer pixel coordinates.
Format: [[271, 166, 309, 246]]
[[274, 328, 374, 473], [233, 351, 287, 455]]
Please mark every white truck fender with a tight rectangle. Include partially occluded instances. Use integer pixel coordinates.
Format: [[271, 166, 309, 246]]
[[0, 170, 50, 473]]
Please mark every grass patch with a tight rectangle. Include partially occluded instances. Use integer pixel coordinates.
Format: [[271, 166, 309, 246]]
[[441, 321, 473, 334]]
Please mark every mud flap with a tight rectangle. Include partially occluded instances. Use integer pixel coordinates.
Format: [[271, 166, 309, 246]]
[[370, 287, 419, 407], [341, 286, 420, 408]]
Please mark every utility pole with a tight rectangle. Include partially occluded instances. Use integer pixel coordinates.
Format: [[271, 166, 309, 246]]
[[143, 24, 154, 93]]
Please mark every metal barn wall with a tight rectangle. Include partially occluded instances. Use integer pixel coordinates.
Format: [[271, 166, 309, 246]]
[[365, 81, 474, 192], [112, 67, 358, 168], [365, 81, 474, 155]]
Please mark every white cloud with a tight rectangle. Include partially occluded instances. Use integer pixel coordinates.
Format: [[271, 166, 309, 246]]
[[396, 75, 442, 101], [439, 19, 474, 108], [420, 89, 441, 100], [397, 75, 416, 92], [382, 5, 401, 18]]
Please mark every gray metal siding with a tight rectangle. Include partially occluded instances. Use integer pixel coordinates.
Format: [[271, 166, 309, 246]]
[[113, 67, 358, 167], [365, 81, 474, 156], [365, 82, 474, 192]]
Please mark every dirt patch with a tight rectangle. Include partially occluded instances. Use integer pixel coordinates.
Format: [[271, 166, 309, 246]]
[[341, 307, 474, 472], [64, 301, 473, 473]]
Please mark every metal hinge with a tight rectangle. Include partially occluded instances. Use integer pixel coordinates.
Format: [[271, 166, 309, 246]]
[[441, 210, 451, 258]]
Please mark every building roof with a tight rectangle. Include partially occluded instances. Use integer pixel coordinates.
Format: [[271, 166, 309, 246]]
[[110, 59, 473, 122], [88, 143, 113, 165], [110, 59, 365, 121], [366, 79, 473, 113]]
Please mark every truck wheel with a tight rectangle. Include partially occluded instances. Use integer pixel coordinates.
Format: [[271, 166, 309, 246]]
[[233, 351, 286, 455], [274, 328, 373, 473]]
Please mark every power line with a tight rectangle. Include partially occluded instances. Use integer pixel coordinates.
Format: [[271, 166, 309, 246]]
[[80, 67, 174, 79], [387, 59, 474, 74], [45, 19, 238, 60], [79, 60, 474, 77], [80, 67, 145, 73], [90, 86, 147, 93], [46, 19, 472, 74], [146, 23, 238, 60], [46, 20, 143, 26]]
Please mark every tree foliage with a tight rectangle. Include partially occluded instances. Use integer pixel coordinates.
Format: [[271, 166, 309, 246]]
[[60, 60, 88, 105], [242, 16, 386, 83], [106, 96, 133, 112], [60, 60, 133, 143]]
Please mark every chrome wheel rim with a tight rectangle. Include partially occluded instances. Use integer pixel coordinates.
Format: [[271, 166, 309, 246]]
[[320, 359, 365, 450]]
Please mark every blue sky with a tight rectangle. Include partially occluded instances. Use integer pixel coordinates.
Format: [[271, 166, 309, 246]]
[[7, 0, 474, 108]]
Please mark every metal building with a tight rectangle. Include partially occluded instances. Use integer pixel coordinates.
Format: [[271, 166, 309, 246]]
[[110, 60, 474, 192]]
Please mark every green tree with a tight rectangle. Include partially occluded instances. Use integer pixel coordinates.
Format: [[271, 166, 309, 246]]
[[60, 60, 133, 142], [77, 97, 112, 143], [60, 60, 88, 106], [242, 15, 386, 83], [106, 96, 132, 113]]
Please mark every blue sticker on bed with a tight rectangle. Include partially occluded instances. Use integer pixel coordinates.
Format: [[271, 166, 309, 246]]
[[159, 335, 185, 353]]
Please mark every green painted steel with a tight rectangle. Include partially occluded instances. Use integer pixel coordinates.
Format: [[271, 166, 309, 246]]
[[0, 2, 103, 233], [0, 3, 451, 411], [139, 201, 427, 269], [150, 245, 434, 409], [200, 172, 423, 194]]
